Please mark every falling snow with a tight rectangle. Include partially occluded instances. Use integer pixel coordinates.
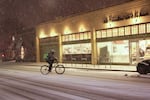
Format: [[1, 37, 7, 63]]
[[0, 0, 132, 50]]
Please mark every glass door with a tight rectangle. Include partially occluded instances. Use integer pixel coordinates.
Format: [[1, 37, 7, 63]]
[[130, 40, 139, 65]]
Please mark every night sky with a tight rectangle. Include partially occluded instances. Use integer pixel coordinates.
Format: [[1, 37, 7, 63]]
[[0, 0, 132, 50]]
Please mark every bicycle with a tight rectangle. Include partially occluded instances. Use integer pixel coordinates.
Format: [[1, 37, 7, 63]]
[[40, 61, 65, 75]]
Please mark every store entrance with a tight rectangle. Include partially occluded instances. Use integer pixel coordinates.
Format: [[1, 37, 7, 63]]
[[130, 40, 139, 65], [130, 40, 148, 65]]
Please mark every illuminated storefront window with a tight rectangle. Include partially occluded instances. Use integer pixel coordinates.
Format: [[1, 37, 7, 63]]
[[97, 41, 112, 63], [62, 36, 65, 42], [107, 29, 112, 37], [83, 32, 88, 39], [101, 30, 107, 38], [112, 28, 118, 37], [63, 43, 91, 62], [139, 24, 146, 34], [69, 34, 73, 41], [63, 43, 91, 54], [75, 34, 80, 40], [97, 23, 150, 38], [96, 31, 101, 38], [72, 34, 75, 41], [118, 27, 124, 36], [131, 25, 138, 35], [62, 31, 91, 42], [130, 39, 150, 64], [125, 26, 131, 35], [62, 35, 65, 41], [112, 40, 129, 63], [147, 23, 150, 33], [139, 40, 150, 60], [87, 32, 91, 39], [97, 40, 129, 63], [80, 33, 84, 40], [67, 35, 70, 41], [66, 35, 69, 41]]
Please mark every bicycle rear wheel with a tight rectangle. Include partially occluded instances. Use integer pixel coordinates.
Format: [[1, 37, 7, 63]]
[[55, 65, 65, 74], [40, 65, 50, 75]]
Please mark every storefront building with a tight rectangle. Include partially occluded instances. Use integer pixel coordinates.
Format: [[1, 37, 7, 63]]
[[36, 0, 150, 70]]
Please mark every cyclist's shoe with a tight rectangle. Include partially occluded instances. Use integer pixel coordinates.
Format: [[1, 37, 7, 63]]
[[48, 69, 51, 72]]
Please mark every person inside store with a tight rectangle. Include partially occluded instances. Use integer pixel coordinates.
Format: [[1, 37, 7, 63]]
[[139, 48, 145, 57], [46, 49, 57, 72]]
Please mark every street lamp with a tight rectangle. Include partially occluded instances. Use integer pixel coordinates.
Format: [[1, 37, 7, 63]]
[[12, 36, 15, 41]]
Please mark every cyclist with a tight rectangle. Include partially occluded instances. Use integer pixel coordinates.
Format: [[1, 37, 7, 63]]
[[46, 49, 57, 72]]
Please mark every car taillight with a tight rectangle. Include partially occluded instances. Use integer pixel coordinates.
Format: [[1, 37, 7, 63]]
[[2, 54, 4, 57]]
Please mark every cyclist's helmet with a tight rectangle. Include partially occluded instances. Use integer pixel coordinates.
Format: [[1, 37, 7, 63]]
[[50, 49, 55, 54]]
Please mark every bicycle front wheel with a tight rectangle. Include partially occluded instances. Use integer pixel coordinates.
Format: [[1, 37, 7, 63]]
[[40, 65, 50, 75], [55, 65, 65, 74]]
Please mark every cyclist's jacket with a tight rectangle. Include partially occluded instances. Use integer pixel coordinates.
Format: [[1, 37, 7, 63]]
[[47, 53, 57, 62]]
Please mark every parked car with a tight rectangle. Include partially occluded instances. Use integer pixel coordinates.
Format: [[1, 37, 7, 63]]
[[136, 59, 150, 74]]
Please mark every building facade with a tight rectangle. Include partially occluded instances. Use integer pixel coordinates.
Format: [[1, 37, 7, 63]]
[[36, 0, 150, 69]]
